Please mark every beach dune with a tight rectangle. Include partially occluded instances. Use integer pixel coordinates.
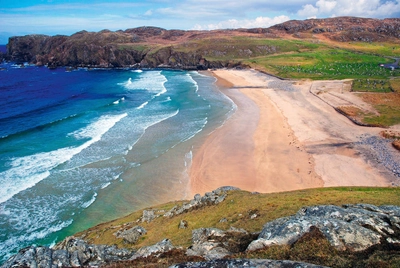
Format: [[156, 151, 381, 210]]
[[190, 69, 394, 196]]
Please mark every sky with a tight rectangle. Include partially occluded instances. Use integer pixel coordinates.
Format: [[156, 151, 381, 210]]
[[0, 0, 399, 44]]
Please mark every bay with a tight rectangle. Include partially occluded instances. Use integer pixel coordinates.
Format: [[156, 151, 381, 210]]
[[0, 64, 234, 263]]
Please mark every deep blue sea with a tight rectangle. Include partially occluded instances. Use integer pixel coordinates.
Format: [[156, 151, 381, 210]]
[[0, 62, 234, 263]]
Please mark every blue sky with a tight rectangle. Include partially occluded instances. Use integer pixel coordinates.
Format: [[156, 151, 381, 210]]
[[1, 0, 399, 44]]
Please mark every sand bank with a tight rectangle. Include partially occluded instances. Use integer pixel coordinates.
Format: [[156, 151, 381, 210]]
[[190, 69, 396, 196]]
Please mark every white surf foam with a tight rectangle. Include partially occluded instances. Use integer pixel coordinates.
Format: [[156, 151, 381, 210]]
[[136, 101, 149, 110], [0, 217, 73, 262], [70, 113, 127, 141], [184, 72, 199, 93], [0, 113, 127, 204], [124, 109, 180, 155], [81, 192, 97, 208], [113, 97, 125, 105], [101, 182, 111, 189], [181, 117, 208, 143], [118, 71, 168, 97]]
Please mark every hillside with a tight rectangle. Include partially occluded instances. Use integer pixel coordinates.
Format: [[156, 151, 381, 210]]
[[4, 17, 400, 71]]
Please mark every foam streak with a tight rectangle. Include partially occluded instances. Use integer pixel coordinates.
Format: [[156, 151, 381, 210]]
[[0, 113, 127, 204]]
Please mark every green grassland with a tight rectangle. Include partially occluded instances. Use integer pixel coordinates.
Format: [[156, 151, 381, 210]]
[[352, 79, 392, 92], [78, 187, 400, 249], [174, 36, 399, 81], [246, 47, 397, 80], [175, 37, 321, 61]]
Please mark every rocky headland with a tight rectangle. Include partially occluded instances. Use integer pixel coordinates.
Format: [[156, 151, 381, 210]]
[[4, 17, 400, 69]]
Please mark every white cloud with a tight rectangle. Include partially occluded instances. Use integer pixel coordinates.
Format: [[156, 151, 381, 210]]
[[193, 15, 290, 30], [316, 0, 337, 13], [297, 0, 400, 18], [144, 10, 153, 16], [297, 4, 319, 17], [2, 0, 398, 41]]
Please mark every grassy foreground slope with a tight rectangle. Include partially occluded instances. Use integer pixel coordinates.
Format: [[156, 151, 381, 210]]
[[78, 187, 400, 248], [74, 187, 400, 267]]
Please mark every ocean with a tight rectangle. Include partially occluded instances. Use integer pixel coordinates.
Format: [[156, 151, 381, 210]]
[[0, 62, 234, 262]]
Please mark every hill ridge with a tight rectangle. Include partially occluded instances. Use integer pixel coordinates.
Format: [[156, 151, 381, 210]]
[[4, 16, 400, 69]]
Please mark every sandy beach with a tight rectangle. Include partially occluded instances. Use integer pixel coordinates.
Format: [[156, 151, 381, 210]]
[[190, 69, 398, 196]]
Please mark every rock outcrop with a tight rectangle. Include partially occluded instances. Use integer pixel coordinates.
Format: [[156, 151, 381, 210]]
[[1, 237, 134, 268], [163, 186, 240, 218], [247, 204, 400, 252], [2, 203, 400, 268], [130, 239, 175, 260], [114, 225, 147, 244], [187, 227, 257, 260]]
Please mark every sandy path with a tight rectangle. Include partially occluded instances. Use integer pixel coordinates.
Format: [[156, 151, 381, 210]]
[[190, 69, 396, 196]]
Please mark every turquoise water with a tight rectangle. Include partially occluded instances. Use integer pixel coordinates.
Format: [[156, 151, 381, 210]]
[[0, 65, 234, 263]]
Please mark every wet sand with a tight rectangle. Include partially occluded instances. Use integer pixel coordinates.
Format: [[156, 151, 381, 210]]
[[189, 69, 395, 196]]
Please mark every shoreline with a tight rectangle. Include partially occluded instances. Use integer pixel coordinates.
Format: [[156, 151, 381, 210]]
[[190, 69, 396, 196]]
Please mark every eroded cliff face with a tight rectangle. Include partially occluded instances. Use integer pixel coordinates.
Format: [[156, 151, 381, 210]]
[[6, 28, 241, 69]]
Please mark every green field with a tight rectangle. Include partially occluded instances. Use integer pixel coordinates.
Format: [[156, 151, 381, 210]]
[[352, 79, 393, 92], [247, 48, 397, 79]]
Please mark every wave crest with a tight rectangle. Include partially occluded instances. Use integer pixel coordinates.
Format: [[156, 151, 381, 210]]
[[118, 71, 168, 97], [0, 113, 127, 204]]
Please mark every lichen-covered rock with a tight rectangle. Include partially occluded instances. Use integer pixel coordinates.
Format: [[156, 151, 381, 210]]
[[187, 227, 257, 260], [141, 209, 156, 223], [186, 242, 231, 260], [192, 228, 227, 244], [179, 220, 188, 229], [164, 186, 240, 218], [0, 237, 134, 268], [170, 258, 328, 268], [130, 239, 175, 260], [247, 216, 381, 252], [248, 204, 400, 252], [115, 225, 147, 244]]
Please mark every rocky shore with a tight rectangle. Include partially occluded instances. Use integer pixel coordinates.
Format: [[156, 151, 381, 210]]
[[2, 187, 400, 268]]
